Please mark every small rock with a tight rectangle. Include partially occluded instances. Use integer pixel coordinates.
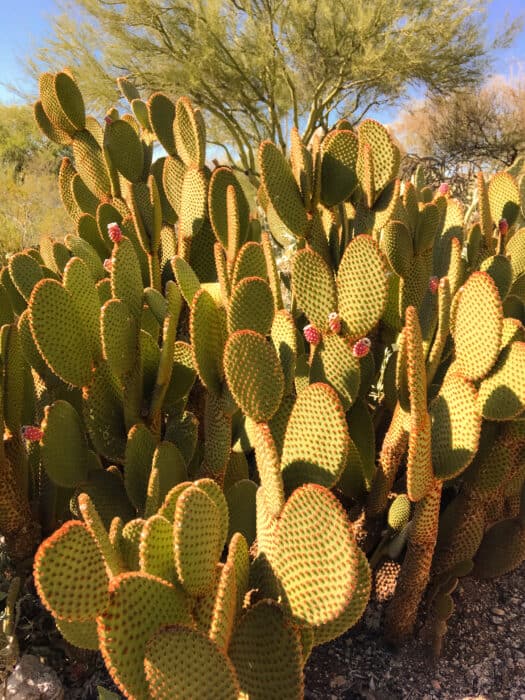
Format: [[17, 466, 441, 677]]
[[491, 608, 505, 616], [330, 675, 346, 688], [4, 655, 64, 699], [431, 680, 441, 691]]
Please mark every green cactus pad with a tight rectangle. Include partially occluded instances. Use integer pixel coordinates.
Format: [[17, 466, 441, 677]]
[[41, 400, 89, 487], [259, 141, 308, 238], [65, 235, 106, 281], [358, 119, 400, 196], [77, 493, 125, 578], [138, 514, 177, 583], [163, 154, 186, 215], [72, 176, 100, 218], [100, 299, 138, 377], [34, 521, 108, 621], [472, 518, 525, 579], [98, 572, 193, 699], [190, 288, 224, 395], [337, 235, 388, 339], [209, 557, 237, 652], [488, 172, 521, 227], [34, 99, 71, 145], [480, 255, 513, 301], [8, 252, 44, 302], [83, 362, 127, 462], [146, 92, 175, 152], [29, 279, 93, 387], [193, 478, 229, 556], [320, 130, 359, 206], [506, 228, 525, 280], [271, 310, 297, 394], [178, 166, 207, 242], [381, 220, 414, 278], [291, 248, 337, 332], [273, 484, 358, 627], [124, 423, 157, 512], [225, 479, 258, 545], [173, 485, 221, 596], [63, 257, 102, 358], [224, 330, 284, 422], [388, 494, 411, 531], [172, 255, 201, 305], [77, 214, 110, 258], [231, 242, 268, 286], [110, 237, 144, 321], [309, 334, 360, 411], [406, 412, 433, 502], [39, 71, 85, 135], [281, 382, 349, 492], [227, 276, 275, 336], [209, 167, 250, 250], [228, 532, 250, 618], [431, 374, 481, 480], [71, 469, 135, 528], [229, 600, 303, 700], [104, 119, 144, 183], [415, 203, 440, 252], [478, 342, 525, 420], [72, 130, 110, 199], [55, 618, 99, 651], [174, 97, 206, 168], [150, 442, 187, 504], [313, 547, 371, 645], [144, 625, 240, 700], [453, 272, 503, 381]]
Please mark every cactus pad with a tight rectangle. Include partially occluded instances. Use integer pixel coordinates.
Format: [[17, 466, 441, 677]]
[[227, 277, 275, 336], [478, 342, 525, 420], [190, 288, 224, 395], [309, 334, 360, 410], [291, 249, 337, 332]]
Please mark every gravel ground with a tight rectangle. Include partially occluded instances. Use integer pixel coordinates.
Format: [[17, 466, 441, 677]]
[[305, 562, 525, 700]]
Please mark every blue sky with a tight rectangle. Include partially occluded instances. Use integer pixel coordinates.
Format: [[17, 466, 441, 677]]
[[0, 0, 524, 113]]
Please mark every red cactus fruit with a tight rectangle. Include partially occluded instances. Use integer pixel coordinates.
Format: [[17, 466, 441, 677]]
[[438, 183, 450, 196], [303, 324, 321, 345], [107, 222, 123, 243], [429, 276, 440, 294], [21, 425, 43, 442], [103, 258, 113, 273], [352, 337, 371, 358], [498, 218, 509, 236]]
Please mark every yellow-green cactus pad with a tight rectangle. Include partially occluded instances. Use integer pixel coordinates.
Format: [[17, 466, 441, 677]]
[[506, 228, 525, 280], [313, 547, 371, 646], [281, 383, 349, 492], [229, 600, 303, 700], [72, 129, 111, 200], [34, 520, 108, 621], [231, 242, 268, 286], [358, 119, 400, 196], [34, 99, 71, 145], [194, 478, 229, 556], [224, 330, 284, 422], [41, 400, 89, 487], [480, 255, 513, 301], [271, 310, 297, 394], [173, 485, 221, 596], [259, 141, 308, 238], [488, 172, 521, 227], [478, 342, 525, 420], [55, 618, 99, 651], [147, 92, 176, 155], [227, 276, 275, 336], [71, 470, 135, 528], [98, 572, 193, 699], [158, 482, 192, 522], [388, 494, 411, 531], [172, 255, 201, 306], [209, 167, 250, 250], [39, 71, 85, 135], [65, 235, 106, 281], [77, 493, 125, 579], [406, 412, 433, 502], [453, 272, 503, 381], [174, 96, 206, 169], [228, 532, 250, 619], [124, 423, 157, 512], [110, 237, 144, 321], [162, 154, 186, 215], [83, 362, 127, 462], [337, 235, 388, 339], [144, 625, 239, 700], [291, 248, 337, 332], [309, 334, 360, 411], [8, 252, 44, 303], [101, 299, 138, 377], [273, 484, 358, 628], [151, 442, 188, 504], [225, 479, 257, 545], [320, 129, 359, 207], [29, 279, 94, 387], [414, 202, 439, 252], [104, 119, 144, 183], [209, 557, 237, 652], [190, 288, 224, 395], [178, 166, 207, 242], [139, 514, 177, 583], [431, 374, 481, 480], [380, 220, 414, 278], [253, 422, 285, 519]]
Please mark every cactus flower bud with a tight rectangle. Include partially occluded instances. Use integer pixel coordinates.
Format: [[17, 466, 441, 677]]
[[21, 425, 43, 442], [498, 218, 508, 236], [104, 116, 113, 125], [352, 337, 371, 358], [107, 222, 123, 243], [429, 276, 440, 294], [303, 324, 321, 345], [103, 258, 113, 273], [328, 311, 341, 334], [438, 183, 450, 196]]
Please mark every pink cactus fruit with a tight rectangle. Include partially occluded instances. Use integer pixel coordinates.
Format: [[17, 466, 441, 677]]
[[328, 311, 341, 334], [104, 115, 113, 125], [428, 276, 440, 294], [303, 324, 322, 345], [498, 218, 509, 236], [352, 337, 371, 358], [21, 425, 43, 442], [438, 182, 450, 196], [103, 258, 114, 273], [107, 222, 123, 243]]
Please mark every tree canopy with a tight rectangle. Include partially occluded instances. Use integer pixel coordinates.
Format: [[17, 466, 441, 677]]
[[26, 0, 520, 174]]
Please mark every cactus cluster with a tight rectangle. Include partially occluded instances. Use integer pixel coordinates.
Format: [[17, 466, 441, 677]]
[[0, 69, 524, 694]]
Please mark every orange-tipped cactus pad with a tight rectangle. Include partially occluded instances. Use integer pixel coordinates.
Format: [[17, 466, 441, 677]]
[[34, 521, 109, 621], [273, 484, 359, 628], [98, 572, 193, 699], [224, 330, 284, 422], [281, 383, 350, 493], [144, 625, 240, 700]]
